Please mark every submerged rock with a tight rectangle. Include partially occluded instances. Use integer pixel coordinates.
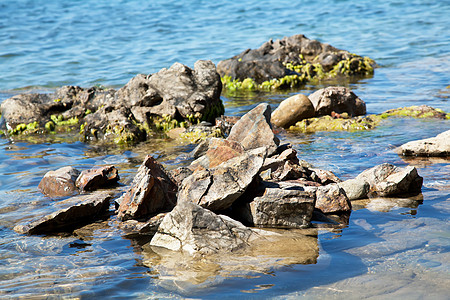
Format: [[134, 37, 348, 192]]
[[271, 94, 315, 128], [14, 191, 112, 235], [308, 86, 366, 117], [75, 165, 120, 191], [396, 129, 450, 157], [227, 103, 280, 156], [380, 105, 450, 119], [117, 156, 177, 221], [290, 114, 381, 132], [218, 34, 375, 91], [38, 166, 81, 197], [0, 60, 224, 145]]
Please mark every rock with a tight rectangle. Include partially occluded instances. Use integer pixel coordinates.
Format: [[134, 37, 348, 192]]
[[397, 129, 450, 157], [178, 147, 267, 211], [217, 34, 375, 87], [117, 156, 177, 221], [338, 178, 370, 200], [118, 213, 167, 236], [355, 163, 423, 197], [38, 166, 80, 197], [315, 184, 351, 213], [75, 165, 120, 191], [190, 138, 246, 169], [227, 103, 280, 156], [308, 86, 366, 117], [381, 105, 449, 119], [169, 167, 194, 187], [149, 201, 261, 255], [250, 187, 316, 228], [310, 168, 341, 185], [14, 191, 112, 235], [291, 114, 381, 132], [214, 115, 240, 137], [271, 94, 315, 128]]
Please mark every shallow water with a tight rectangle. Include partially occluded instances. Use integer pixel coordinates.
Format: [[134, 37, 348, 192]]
[[0, 0, 449, 298]]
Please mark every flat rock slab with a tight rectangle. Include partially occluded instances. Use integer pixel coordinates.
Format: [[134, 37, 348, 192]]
[[178, 147, 267, 211], [397, 129, 450, 157], [118, 155, 177, 221], [14, 191, 112, 235], [38, 166, 80, 197]]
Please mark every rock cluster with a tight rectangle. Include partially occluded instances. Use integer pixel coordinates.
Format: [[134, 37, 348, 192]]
[[0, 60, 224, 145]]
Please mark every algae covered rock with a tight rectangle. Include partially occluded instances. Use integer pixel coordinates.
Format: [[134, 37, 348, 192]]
[[380, 105, 450, 119], [291, 114, 381, 133], [218, 34, 375, 91]]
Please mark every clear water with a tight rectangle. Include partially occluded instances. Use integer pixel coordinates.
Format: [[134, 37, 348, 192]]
[[0, 0, 449, 298]]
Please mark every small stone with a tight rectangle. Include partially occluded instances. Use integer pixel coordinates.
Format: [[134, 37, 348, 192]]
[[75, 165, 119, 191], [38, 166, 80, 197]]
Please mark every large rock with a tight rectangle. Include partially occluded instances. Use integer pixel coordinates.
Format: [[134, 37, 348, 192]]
[[308, 86, 366, 117], [271, 94, 315, 128], [75, 165, 120, 191], [149, 201, 261, 255], [38, 166, 80, 197], [250, 187, 315, 228], [217, 34, 374, 84], [396, 130, 450, 157], [315, 184, 351, 213], [355, 163, 423, 197], [227, 103, 280, 156], [14, 191, 112, 235], [117, 156, 177, 221], [338, 178, 370, 200], [178, 147, 267, 211]]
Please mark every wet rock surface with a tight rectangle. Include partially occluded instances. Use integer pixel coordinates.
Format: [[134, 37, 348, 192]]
[[397, 129, 450, 157], [75, 165, 120, 191], [271, 94, 315, 128], [13, 191, 113, 235], [308, 86, 366, 117], [38, 166, 81, 197]]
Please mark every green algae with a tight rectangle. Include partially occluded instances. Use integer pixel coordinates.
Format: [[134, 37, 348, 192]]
[[380, 106, 449, 119], [8, 121, 40, 135], [290, 115, 382, 133], [180, 127, 223, 144], [45, 121, 55, 132]]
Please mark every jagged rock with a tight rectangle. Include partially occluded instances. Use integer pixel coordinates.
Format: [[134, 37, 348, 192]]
[[118, 156, 177, 221], [396, 129, 450, 157], [271, 94, 316, 128], [310, 168, 341, 185], [149, 201, 262, 255], [227, 103, 280, 156], [250, 187, 315, 228], [169, 167, 194, 187], [315, 184, 351, 213], [338, 178, 370, 200], [178, 147, 267, 211], [308, 86, 366, 117], [13, 191, 112, 235], [75, 165, 120, 191], [215, 115, 240, 136], [355, 163, 423, 197], [190, 138, 246, 169], [217, 34, 374, 85], [119, 213, 167, 236], [38, 166, 80, 197]]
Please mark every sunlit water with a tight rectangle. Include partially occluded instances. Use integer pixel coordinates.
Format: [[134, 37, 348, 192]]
[[0, 0, 449, 298]]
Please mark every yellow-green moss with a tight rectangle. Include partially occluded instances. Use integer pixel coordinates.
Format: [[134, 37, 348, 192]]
[[45, 121, 55, 132], [8, 121, 40, 135], [290, 115, 382, 133], [180, 128, 223, 144], [381, 106, 448, 119]]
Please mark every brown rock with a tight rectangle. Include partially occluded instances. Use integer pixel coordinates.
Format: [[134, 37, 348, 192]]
[[38, 166, 80, 197], [75, 165, 120, 191], [315, 184, 351, 213], [118, 156, 177, 221], [190, 138, 246, 169], [227, 103, 280, 156], [310, 168, 341, 185], [308, 86, 366, 117], [271, 94, 315, 128]]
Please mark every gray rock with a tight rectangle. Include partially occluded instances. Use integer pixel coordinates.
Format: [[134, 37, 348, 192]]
[[14, 191, 112, 235], [38, 166, 80, 197], [178, 147, 267, 211], [308, 86, 366, 117], [271, 94, 315, 128], [118, 213, 167, 236], [117, 155, 177, 221], [227, 103, 280, 156], [149, 201, 261, 255], [250, 187, 315, 228], [338, 178, 370, 200], [315, 184, 351, 213], [397, 129, 450, 157]]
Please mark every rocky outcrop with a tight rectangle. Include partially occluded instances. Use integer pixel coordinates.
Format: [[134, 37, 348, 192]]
[[117, 155, 177, 221], [308, 86, 366, 117], [218, 34, 375, 91], [0, 60, 224, 145], [38, 166, 80, 197], [227, 103, 280, 156], [396, 129, 450, 157], [75, 165, 120, 191], [178, 147, 267, 211], [149, 201, 263, 255], [271, 94, 315, 128], [14, 191, 112, 235], [315, 184, 351, 213]]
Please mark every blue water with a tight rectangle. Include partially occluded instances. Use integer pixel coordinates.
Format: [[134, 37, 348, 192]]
[[0, 0, 450, 298]]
